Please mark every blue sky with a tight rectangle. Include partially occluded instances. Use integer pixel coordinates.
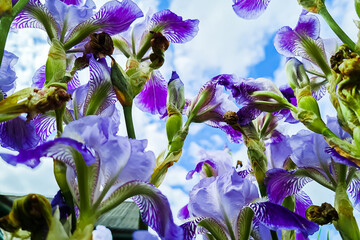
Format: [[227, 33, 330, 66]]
[[1, 0, 359, 239]]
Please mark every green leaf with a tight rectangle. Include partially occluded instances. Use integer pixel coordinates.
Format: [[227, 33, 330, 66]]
[[197, 218, 228, 240], [237, 207, 254, 240], [47, 208, 70, 240]]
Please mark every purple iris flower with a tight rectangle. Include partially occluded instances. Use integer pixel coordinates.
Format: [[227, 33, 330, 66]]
[[12, 0, 143, 50], [232, 0, 271, 19], [265, 117, 360, 215], [186, 75, 242, 143], [274, 11, 321, 59], [180, 168, 318, 239], [0, 51, 42, 152], [32, 55, 119, 141], [0, 115, 183, 239], [114, 10, 198, 117]]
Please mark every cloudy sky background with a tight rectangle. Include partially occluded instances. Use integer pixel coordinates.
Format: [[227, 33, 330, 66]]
[[1, 0, 359, 239]]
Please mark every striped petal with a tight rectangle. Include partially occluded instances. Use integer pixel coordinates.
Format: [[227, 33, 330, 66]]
[[232, 0, 271, 19], [134, 71, 167, 116], [149, 10, 199, 43], [249, 202, 319, 238]]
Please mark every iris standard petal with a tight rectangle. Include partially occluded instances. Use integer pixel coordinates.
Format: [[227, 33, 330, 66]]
[[232, 0, 271, 19], [149, 9, 199, 43], [0, 115, 40, 151], [0, 51, 18, 95], [134, 71, 167, 116]]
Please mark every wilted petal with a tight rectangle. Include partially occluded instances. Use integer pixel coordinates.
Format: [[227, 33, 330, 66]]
[[134, 71, 167, 116], [265, 168, 312, 204], [0, 137, 95, 168], [0, 115, 40, 151], [249, 202, 319, 237], [149, 9, 199, 43], [237, 105, 262, 125], [232, 0, 270, 19], [325, 147, 359, 168]]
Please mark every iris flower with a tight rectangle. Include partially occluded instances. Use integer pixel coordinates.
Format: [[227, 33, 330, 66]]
[[0, 115, 183, 239], [12, 0, 144, 50], [32, 54, 119, 141]]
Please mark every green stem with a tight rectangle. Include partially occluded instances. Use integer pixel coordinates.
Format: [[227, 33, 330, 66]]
[[55, 105, 66, 137], [73, 150, 90, 214], [136, 32, 153, 60], [318, 7, 357, 52], [123, 105, 136, 139]]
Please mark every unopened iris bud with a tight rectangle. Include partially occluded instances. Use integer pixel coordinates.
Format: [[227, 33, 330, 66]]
[[297, 0, 325, 13], [0, 0, 12, 17], [84, 32, 114, 59], [110, 59, 133, 107], [286, 58, 310, 89], [166, 72, 185, 143], [0, 194, 52, 234], [306, 202, 338, 225], [45, 39, 66, 86]]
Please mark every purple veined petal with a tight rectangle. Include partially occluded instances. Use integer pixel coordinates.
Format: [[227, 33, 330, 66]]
[[348, 177, 360, 212], [149, 9, 199, 43], [11, 0, 60, 38], [232, 0, 271, 19], [210, 122, 243, 144], [324, 147, 359, 168], [310, 79, 326, 101], [237, 105, 262, 125], [0, 51, 18, 95], [0, 137, 95, 168], [178, 204, 190, 220], [32, 65, 46, 88], [84, 56, 116, 115], [99, 181, 183, 239], [67, 72, 80, 90], [265, 168, 313, 204], [134, 70, 167, 116], [274, 26, 299, 57], [295, 191, 313, 218], [180, 218, 204, 240], [32, 113, 56, 142], [0, 115, 40, 151], [249, 202, 319, 237], [294, 14, 320, 40]]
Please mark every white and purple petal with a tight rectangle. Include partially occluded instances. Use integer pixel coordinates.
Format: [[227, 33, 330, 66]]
[[0, 115, 40, 151], [348, 177, 360, 212], [33, 113, 56, 142], [0, 137, 95, 168], [232, 0, 271, 19], [249, 202, 318, 237], [149, 10, 199, 43], [134, 71, 167, 116]]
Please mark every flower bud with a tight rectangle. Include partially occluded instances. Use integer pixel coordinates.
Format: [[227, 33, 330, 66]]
[[110, 59, 133, 107], [166, 72, 185, 143], [297, 0, 325, 13], [0, 0, 12, 17], [45, 39, 66, 86]]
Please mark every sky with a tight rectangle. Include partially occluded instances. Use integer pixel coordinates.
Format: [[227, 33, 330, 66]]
[[1, 0, 359, 239]]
